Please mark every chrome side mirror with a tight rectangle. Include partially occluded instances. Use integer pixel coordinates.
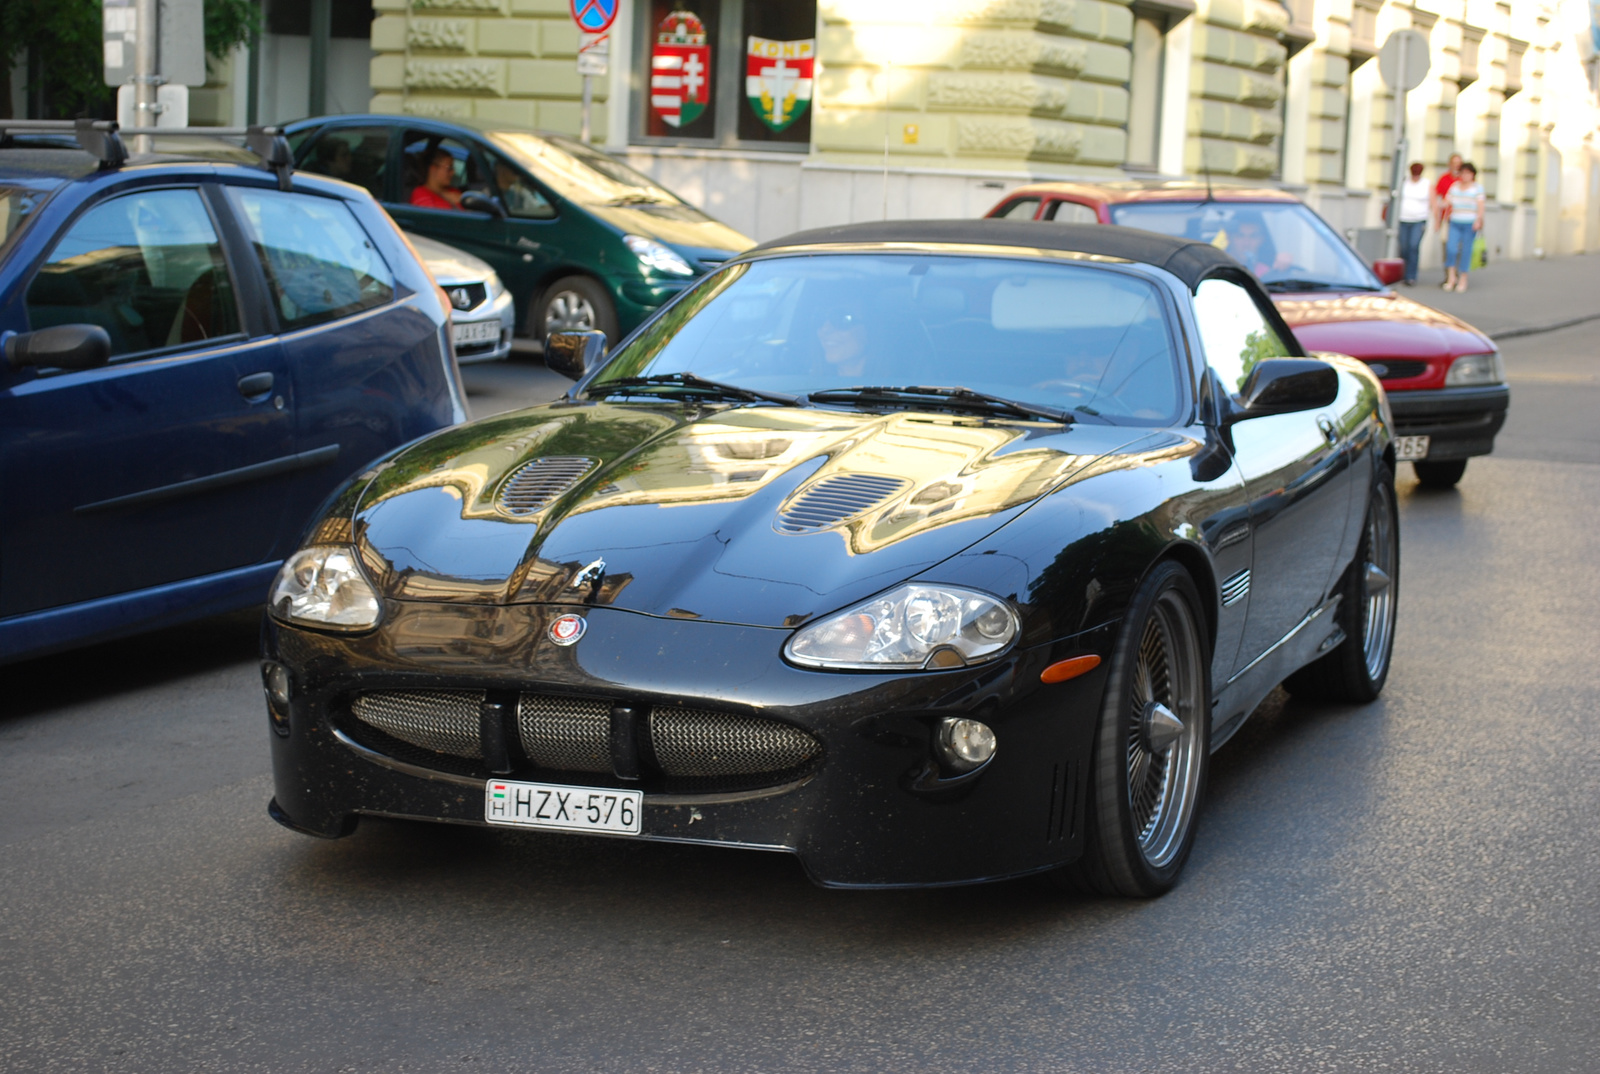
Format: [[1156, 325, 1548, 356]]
[[545, 330, 607, 381], [1230, 358, 1338, 420]]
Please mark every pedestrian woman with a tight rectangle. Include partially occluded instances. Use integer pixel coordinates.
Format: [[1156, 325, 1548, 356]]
[[1443, 162, 1485, 292], [1397, 161, 1430, 285]]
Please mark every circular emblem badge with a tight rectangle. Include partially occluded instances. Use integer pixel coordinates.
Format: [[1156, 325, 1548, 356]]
[[548, 614, 587, 646]]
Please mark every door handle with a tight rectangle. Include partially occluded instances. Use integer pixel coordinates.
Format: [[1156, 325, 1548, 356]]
[[238, 372, 274, 398], [1317, 416, 1338, 443]]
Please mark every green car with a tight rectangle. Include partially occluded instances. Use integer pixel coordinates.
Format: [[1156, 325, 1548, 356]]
[[285, 115, 753, 344]]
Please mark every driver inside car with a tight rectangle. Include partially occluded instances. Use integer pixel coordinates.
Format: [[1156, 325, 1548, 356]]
[[1223, 214, 1292, 279], [411, 148, 463, 210]]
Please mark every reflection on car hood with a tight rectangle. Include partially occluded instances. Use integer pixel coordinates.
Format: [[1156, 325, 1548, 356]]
[[1274, 290, 1493, 358], [404, 230, 494, 286], [351, 404, 1141, 626], [588, 205, 753, 263]]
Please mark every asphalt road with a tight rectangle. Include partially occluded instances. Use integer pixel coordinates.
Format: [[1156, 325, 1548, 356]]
[[2, 330, 1597, 1073]]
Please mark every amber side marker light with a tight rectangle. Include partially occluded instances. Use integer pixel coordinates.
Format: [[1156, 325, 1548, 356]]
[[1041, 655, 1102, 684]]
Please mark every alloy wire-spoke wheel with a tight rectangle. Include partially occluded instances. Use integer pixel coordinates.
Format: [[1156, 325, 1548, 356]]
[[1361, 481, 1399, 681], [543, 290, 598, 334], [1056, 561, 1210, 898]]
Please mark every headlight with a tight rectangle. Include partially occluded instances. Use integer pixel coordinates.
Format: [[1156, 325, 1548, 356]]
[[623, 234, 694, 276], [483, 271, 504, 299], [785, 584, 1019, 670], [268, 546, 382, 631], [1445, 351, 1505, 386]]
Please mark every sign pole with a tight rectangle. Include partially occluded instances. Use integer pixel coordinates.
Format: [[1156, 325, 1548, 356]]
[[133, 0, 160, 153], [570, 0, 617, 145], [1385, 32, 1410, 260], [581, 74, 592, 143]]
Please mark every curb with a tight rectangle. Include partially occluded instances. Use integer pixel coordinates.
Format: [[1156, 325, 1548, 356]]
[[1488, 310, 1600, 341]]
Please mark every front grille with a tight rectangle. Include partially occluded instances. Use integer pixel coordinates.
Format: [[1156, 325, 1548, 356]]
[[775, 473, 909, 534], [517, 694, 611, 772], [446, 283, 487, 311], [1367, 359, 1428, 380], [344, 690, 821, 789], [351, 689, 484, 758], [497, 456, 596, 516], [650, 707, 821, 777]]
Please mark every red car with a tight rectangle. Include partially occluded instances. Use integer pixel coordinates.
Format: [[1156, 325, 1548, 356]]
[[986, 182, 1508, 487]]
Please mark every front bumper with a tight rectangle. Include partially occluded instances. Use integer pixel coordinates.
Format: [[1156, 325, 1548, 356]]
[[1387, 384, 1510, 460], [451, 288, 516, 364], [264, 602, 1115, 888]]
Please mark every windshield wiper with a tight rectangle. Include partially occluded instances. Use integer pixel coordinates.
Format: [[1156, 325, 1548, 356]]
[[585, 372, 802, 407], [807, 385, 1075, 424], [607, 193, 667, 206], [1262, 278, 1381, 293]]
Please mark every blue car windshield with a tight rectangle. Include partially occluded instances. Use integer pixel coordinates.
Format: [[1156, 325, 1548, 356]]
[[589, 254, 1184, 424], [1110, 201, 1379, 291]]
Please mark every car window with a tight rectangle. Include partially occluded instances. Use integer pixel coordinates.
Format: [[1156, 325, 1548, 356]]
[[1110, 201, 1378, 290], [484, 147, 556, 220], [593, 255, 1183, 424], [226, 188, 394, 331], [1046, 201, 1098, 224], [487, 130, 712, 223], [300, 127, 391, 200], [994, 197, 1039, 220], [400, 130, 488, 210], [1192, 277, 1291, 394], [26, 188, 241, 358]]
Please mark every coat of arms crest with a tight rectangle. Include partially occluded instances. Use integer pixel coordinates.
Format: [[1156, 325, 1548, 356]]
[[745, 36, 815, 133], [650, 10, 712, 129]]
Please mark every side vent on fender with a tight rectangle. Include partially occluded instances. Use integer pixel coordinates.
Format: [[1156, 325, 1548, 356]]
[[498, 456, 597, 516], [775, 473, 910, 534], [1221, 569, 1251, 607]]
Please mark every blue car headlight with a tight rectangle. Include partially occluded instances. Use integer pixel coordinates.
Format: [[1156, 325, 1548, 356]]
[[785, 584, 1019, 670]]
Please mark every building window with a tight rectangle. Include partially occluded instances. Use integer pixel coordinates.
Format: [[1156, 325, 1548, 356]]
[[634, 0, 818, 150]]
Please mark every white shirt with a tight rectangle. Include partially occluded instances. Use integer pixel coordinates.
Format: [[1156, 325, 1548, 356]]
[[1399, 178, 1431, 223]]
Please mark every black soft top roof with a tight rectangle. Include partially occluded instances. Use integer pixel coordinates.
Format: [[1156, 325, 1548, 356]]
[[750, 219, 1241, 289]]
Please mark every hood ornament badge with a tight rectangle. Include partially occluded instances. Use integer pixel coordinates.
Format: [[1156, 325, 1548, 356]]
[[569, 557, 607, 602], [548, 614, 587, 646]]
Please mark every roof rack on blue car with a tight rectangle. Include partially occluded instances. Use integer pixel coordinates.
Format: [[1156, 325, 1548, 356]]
[[0, 118, 294, 190]]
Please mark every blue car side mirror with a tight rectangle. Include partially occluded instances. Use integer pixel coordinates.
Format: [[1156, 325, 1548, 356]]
[[3, 324, 113, 371]]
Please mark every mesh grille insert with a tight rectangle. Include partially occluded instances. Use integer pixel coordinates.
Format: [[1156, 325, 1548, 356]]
[[498, 456, 596, 516], [1368, 359, 1428, 380], [775, 473, 909, 534], [518, 694, 612, 773], [649, 708, 821, 777], [351, 690, 485, 758]]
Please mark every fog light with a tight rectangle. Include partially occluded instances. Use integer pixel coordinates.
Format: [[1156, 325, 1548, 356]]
[[937, 717, 997, 773], [262, 662, 292, 736]]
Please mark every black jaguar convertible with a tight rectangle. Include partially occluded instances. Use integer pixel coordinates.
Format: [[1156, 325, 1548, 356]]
[[262, 220, 1398, 895]]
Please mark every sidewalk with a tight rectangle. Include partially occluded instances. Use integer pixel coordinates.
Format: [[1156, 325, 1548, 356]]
[[1407, 251, 1600, 340]]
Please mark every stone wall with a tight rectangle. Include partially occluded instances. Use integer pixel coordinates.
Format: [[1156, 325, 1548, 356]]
[[368, 0, 606, 134], [1187, 0, 1287, 176], [812, 0, 1135, 171]]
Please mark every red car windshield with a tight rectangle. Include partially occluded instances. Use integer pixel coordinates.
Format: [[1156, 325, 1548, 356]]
[[1109, 201, 1380, 292]]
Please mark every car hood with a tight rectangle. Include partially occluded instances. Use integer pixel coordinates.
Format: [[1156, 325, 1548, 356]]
[[1273, 290, 1493, 359], [404, 230, 494, 285], [351, 403, 1139, 627], [587, 203, 753, 264]]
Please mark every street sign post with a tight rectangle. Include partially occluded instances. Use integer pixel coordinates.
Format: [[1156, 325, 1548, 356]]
[[1377, 29, 1431, 259], [569, 0, 618, 142], [104, 0, 206, 150]]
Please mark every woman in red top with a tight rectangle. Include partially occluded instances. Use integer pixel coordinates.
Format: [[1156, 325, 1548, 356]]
[[411, 148, 463, 210]]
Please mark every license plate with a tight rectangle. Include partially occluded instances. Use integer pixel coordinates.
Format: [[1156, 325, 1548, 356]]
[[452, 320, 501, 347], [485, 779, 641, 835], [1395, 435, 1430, 461]]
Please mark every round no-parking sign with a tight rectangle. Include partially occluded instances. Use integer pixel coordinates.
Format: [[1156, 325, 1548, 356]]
[[570, 0, 618, 33]]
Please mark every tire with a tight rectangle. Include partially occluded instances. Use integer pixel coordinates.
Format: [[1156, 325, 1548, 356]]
[[1413, 458, 1466, 489], [1054, 561, 1211, 898], [533, 275, 619, 345], [1285, 464, 1399, 704]]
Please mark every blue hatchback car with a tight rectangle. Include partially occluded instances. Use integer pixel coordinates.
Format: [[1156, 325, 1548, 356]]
[[0, 121, 466, 664]]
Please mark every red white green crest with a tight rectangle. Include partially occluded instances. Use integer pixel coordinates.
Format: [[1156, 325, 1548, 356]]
[[651, 10, 711, 129], [745, 37, 815, 132]]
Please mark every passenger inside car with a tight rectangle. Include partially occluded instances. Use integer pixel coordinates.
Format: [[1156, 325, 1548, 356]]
[[411, 148, 463, 210]]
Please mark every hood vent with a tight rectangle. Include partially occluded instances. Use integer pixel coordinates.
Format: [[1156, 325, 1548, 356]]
[[775, 473, 910, 534], [498, 456, 596, 516]]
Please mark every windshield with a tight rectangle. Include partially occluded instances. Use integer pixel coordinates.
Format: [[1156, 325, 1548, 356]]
[[589, 254, 1184, 424], [488, 131, 711, 220], [1110, 201, 1379, 291], [0, 182, 59, 259]]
